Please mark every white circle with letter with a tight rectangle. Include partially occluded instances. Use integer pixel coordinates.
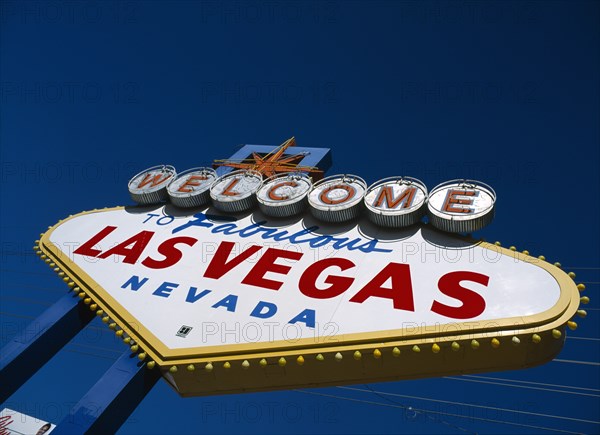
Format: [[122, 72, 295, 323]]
[[167, 167, 217, 208], [427, 179, 496, 233], [257, 172, 313, 217], [210, 170, 263, 213], [128, 165, 176, 205], [364, 176, 428, 228], [308, 174, 366, 223]]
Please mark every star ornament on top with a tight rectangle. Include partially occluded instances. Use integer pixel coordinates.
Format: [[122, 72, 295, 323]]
[[212, 137, 324, 180]]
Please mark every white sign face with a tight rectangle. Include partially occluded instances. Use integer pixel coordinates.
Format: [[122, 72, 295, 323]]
[[45, 206, 564, 354], [1, 408, 55, 435]]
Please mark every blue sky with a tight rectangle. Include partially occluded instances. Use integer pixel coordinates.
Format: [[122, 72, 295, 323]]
[[1, 1, 598, 434]]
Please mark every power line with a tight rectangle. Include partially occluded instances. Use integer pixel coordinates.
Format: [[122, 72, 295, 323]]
[[554, 359, 600, 366], [4, 283, 65, 293], [568, 336, 600, 341], [0, 296, 54, 307], [294, 389, 581, 435], [64, 347, 119, 361], [360, 384, 474, 434], [0, 310, 118, 335], [338, 386, 600, 425], [460, 375, 600, 392], [68, 342, 124, 356], [444, 377, 600, 398], [0, 269, 54, 277]]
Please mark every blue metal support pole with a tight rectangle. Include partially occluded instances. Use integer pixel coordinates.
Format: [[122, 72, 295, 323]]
[[0, 292, 94, 403], [51, 350, 160, 435]]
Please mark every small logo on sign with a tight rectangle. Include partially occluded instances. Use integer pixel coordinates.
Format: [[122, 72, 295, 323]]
[[176, 325, 193, 338]]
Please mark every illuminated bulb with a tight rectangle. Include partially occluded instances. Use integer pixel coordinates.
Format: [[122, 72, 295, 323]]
[[334, 353, 343, 362], [522, 250, 529, 255], [130, 345, 139, 352], [531, 334, 541, 344], [491, 338, 500, 348], [242, 360, 250, 369], [567, 321, 578, 330], [580, 296, 590, 304], [205, 363, 213, 372], [432, 344, 440, 353], [123, 337, 131, 344], [41, 254, 47, 259], [67, 282, 75, 288], [95, 309, 103, 316], [554, 262, 561, 268], [83, 298, 91, 305], [451, 342, 460, 351], [146, 361, 156, 369], [45, 259, 51, 264], [494, 241, 501, 246], [36, 250, 42, 255], [471, 340, 480, 350], [58, 272, 65, 277], [259, 358, 267, 367], [102, 316, 109, 323], [89, 304, 97, 311], [296, 356, 305, 365], [138, 352, 146, 361], [49, 262, 55, 267], [577, 284, 586, 292], [62, 277, 70, 282], [568, 272, 576, 279], [373, 349, 382, 359], [577, 310, 587, 318], [115, 330, 123, 337], [412, 345, 420, 353], [53, 268, 59, 272], [73, 287, 80, 292], [187, 364, 195, 372], [392, 347, 401, 357], [509, 246, 516, 251], [511, 336, 520, 346], [353, 351, 362, 360], [278, 357, 287, 367], [109, 323, 117, 329], [316, 353, 324, 361], [552, 329, 562, 339], [78, 292, 86, 299], [538, 255, 546, 261], [169, 366, 177, 373], [223, 362, 231, 369]]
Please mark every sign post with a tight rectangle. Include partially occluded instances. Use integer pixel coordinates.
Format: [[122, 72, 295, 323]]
[[0, 293, 94, 403]]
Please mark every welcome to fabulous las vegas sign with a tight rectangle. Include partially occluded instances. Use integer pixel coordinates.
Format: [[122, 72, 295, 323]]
[[33, 138, 585, 397]]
